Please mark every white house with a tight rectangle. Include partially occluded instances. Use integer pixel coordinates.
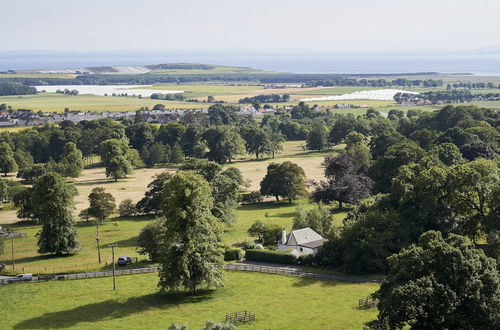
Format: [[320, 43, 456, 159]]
[[277, 227, 324, 256]]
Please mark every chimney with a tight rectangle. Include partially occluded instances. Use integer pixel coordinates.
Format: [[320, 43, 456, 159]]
[[281, 230, 287, 245]]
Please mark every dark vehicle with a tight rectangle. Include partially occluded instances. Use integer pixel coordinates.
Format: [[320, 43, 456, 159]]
[[117, 256, 132, 266]]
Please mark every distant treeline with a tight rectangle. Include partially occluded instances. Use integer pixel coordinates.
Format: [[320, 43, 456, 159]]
[[239, 94, 290, 104], [394, 90, 500, 104], [150, 93, 186, 101], [447, 82, 500, 89], [0, 72, 443, 86], [0, 82, 37, 96]]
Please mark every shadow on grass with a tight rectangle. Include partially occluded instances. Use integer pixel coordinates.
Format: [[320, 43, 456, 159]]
[[291, 277, 345, 288], [107, 236, 138, 248], [237, 201, 301, 212], [14, 291, 214, 329], [13, 253, 76, 265]]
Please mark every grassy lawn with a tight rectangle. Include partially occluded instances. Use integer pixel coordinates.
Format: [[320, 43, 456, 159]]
[[0, 271, 379, 329]]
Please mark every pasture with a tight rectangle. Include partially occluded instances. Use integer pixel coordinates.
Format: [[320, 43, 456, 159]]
[[0, 271, 379, 329]]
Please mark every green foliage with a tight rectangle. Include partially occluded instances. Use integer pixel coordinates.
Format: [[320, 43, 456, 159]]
[[100, 139, 137, 181], [207, 104, 238, 125], [59, 142, 84, 178], [168, 323, 189, 330], [306, 123, 329, 151], [118, 198, 137, 217], [169, 143, 185, 164], [241, 126, 283, 159], [203, 126, 244, 164], [84, 187, 116, 222], [31, 172, 79, 254], [247, 220, 283, 245], [240, 191, 263, 205], [245, 249, 296, 264], [292, 204, 332, 236], [158, 171, 224, 294], [141, 142, 169, 166], [223, 247, 244, 261], [136, 172, 173, 214], [138, 219, 167, 262], [16, 164, 49, 183], [368, 231, 500, 329], [0, 142, 17, 176], [260, 161, 307, 203]]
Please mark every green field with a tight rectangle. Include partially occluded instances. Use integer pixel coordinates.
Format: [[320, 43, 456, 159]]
[[293, 86, 383, 95], [0, 93, 206, 112], [138, 84, 265, 98], [0, 271, 379, 329]]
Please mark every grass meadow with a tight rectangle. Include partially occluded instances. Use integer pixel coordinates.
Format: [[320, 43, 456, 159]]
[[0, 141, 347, 274], [0, 271, 379, 329]]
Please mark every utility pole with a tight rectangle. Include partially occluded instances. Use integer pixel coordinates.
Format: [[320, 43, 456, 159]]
[[108, 243, 117, 290], [95, 222, 101, 264], [8, 227, 15, 270]]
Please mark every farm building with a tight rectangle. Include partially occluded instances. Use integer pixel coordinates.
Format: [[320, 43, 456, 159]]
[[277, 228, 324, 256]]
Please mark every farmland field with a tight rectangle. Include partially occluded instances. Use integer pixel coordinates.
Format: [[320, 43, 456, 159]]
[[0, 271, 379, 330], [0, 93, 206, 112]]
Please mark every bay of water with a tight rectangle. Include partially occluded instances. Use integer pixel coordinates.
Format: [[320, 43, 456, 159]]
[[1, 51, 499, 75]]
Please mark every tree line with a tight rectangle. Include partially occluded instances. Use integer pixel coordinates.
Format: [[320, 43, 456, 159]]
[[0, 82, 37, 96]]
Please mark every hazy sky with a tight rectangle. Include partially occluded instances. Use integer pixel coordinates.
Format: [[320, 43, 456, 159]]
[[1, 0, 499, 54]]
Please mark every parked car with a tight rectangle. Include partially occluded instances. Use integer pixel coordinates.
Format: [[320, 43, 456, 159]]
[[8, 274, 33, 283], [117, 256, 132, 266]]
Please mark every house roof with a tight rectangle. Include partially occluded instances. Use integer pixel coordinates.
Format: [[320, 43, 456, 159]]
[[285, 227, 323, 247]]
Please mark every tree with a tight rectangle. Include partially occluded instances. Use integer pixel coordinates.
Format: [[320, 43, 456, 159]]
[[207, 104, 238, 125], [430, 143, 464, 166], [125, 123, 155, 150], [84, 187, 116, 222], [31, 172, 79, 254], [100, 139, 139, 181], [138, 219, 167, 261], [247, 220, 283, 245], [118, 199, 137, 217], [0, 142, 17, 176], [59, 142, 84, 178], [13, 149, 34, 170], [158, 171, 224, 294], [203, 126, 244, 164], [142, 142, 169, 167], [136, 172, 173, 214], [242, 127, 274, 159], [169, 143, 185, 164], [306, 123, 329, 151], [460, 140, 495, 161], [293, 204, 332, 236], [311, 154, 373, 210], [367, 231, 500, 329], [260, 161, 307, 203]]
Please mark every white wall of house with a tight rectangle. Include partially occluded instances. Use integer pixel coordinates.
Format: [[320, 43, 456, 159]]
[[278, 243, 317, 256]]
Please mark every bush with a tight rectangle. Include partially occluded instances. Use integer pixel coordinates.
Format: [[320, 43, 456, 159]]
[[245, 249, 296, 264], [137, 220, 166, 261], [241, 191, 263, 204], [224, 247, 244, 261], [118, 199, 137, 217]]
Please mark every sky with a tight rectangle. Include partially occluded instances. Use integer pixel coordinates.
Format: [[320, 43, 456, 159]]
[[1, 0, 500, 54]]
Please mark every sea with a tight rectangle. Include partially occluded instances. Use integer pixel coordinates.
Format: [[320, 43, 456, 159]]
[[1, 51, 500, 76]]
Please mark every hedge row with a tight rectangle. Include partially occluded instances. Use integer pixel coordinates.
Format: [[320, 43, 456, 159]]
[[245, 249, 296, 264], [224, 248, 244, 261]]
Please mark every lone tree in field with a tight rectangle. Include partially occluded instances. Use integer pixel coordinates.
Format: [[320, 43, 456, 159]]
[[367, 231, 500, 329], [31, 172, 79, 255], [100, 139, 140, 181], [80, 187, 116, 263], [158, 171, 224, 295], [59, 142, 84, 178], [0, 142, 17, 176], [260, 161, 307, 203]]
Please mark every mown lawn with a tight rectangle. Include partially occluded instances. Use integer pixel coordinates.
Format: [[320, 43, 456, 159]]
[[0, 271, 379, 330]]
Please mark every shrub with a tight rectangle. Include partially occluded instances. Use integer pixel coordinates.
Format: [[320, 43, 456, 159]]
[[137, 220, 166, 261], [241, 191, 263, 205], [245, 249, 296, 264], [118, 199, 137, 217], [224, 247, 244, 261]]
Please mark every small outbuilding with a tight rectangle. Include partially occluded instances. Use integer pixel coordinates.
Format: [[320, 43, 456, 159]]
[[277, 227, 324, 256]]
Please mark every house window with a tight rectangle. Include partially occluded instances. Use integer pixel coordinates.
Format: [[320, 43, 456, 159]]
[[299, 247, 303, 252]]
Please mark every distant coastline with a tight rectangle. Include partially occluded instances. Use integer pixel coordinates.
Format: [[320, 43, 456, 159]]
[[1, 51, 499, 76]]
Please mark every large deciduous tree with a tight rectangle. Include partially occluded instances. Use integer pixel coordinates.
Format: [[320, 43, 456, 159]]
[[260, 161, 307, 203], [367, 231, 500, 330], [0, 142, 17, 176], [84, 187, 116, 222], [203, 126, 244, 164], [100, 139, 140, 181], [31, 172, 79, 254], [311, 154, 373, 210], [158, 171, 224, 295], [59, 142, 84, 178]]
